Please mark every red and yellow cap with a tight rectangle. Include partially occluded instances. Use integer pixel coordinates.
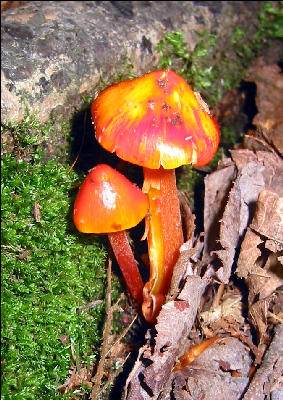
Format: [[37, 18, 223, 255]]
[[91, 70, 220, 169], [73, 164, 149, 233]]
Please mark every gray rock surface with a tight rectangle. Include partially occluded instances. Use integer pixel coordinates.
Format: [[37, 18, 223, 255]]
[[1, 1, 261, 124]]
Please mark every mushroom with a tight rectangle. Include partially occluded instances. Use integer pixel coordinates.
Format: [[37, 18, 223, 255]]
[[91, 69, 220, 322], [73, 164, 149, 305]]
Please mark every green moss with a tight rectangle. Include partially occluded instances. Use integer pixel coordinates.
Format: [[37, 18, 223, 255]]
[[0, 149, 119, 398], [256, 1, 283, 42], [176, 165, 202, 198], [1, 100, 71, 164], [2, 103, 50, 148]]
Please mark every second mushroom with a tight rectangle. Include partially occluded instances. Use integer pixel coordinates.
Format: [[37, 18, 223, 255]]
[[73, 164, 148, 306]]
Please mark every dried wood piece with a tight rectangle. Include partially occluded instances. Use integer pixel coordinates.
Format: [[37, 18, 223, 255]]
[[248, 61, 283, 156], [178, 190, 195, 243], [76, 300, 103, 313], [172, 337, 252, 400], [200, 293, 245, 329], [203, 163, 236, 259], [236, 227, 263, 279], [168, 235, 201, 299], [249, 295, 274, 347], [230, 149, 258, 170], [250, 190, 283, 244], [1, 1, 26, 12], [243, 324, 283, 400], [248, 252, 282, 302], [18, 250, 31, 260], [231, 150, 283, 196], [256, 151, 283, 196], [214, 160, 265, 283], [208, 145, 283, 285], [242, 130, 277, 154], [236, 187, 283, 344]]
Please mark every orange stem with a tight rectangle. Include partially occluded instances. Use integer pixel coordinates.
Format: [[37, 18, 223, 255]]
[[142, 167, 184, 323], [108, 231, 144, 305]]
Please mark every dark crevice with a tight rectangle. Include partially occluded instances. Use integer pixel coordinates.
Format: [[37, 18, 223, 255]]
[[109, 326, 148, 399], [193, 173, 206, 236], [69, 107, 120, 175], [239, 81, 258, 132], [138, 372, 154, 397], [160, 344, 169, 353], [108, 349, 139, 399], [277, 59, 283, 71]]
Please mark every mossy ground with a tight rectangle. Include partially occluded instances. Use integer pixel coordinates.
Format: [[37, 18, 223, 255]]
[[1, 2, 282, 398], [1, 150, 107, 398], [1, 136, 126, 398]]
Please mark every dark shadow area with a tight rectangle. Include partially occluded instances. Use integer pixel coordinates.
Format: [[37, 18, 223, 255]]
[[192, 172, 206, 236], [278, 58, 283, 71], [109, 325, 155, 399], [109, 349, 141, 399], [130, 220, 150, 284], [69, 106, 144, 185], [238, 81, 258, 132], [69, 106, 120, 175]]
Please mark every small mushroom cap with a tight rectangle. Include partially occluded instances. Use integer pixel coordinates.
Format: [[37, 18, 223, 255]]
[[73, 164, 149, 233], [92, 69, 220, 169]]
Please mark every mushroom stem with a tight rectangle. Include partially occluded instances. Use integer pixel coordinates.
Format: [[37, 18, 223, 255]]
[[142, 167, 184, 323], [108, 230, 144, 305]]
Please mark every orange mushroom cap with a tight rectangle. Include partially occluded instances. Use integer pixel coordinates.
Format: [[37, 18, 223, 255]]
[[73, 164, 149, 233], [91, 69, 220, 169]]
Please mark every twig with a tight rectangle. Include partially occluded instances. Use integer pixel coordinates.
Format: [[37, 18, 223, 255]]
[[105, 314, 138, 358], [268, 311, 283, 324], [110, 293, 125, 313], [91, 258, 113, 400], [71, 342, 80, 374], [56, 367, 77, 392], [16, 149, 21, 172], [97, 352, 131, 398], [76, 300, 103, 313], [211, 282, 225, 309]]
